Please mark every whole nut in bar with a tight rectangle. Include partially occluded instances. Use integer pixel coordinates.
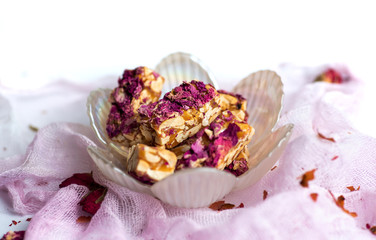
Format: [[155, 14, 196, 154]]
[[173, 110, 255, 172], [126, 144, 177, 183], [138, 80, 222, 149], [106, 66, 165, 145]]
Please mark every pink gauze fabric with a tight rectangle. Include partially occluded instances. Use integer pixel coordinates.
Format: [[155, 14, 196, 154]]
[[1, 65, 376, 239]]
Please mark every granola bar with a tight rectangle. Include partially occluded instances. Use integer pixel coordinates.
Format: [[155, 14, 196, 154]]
[[106, 66, 165, 145], [138, 80, 222, 148], [173, 110, 255, 170], [126, 144, 177, 183]]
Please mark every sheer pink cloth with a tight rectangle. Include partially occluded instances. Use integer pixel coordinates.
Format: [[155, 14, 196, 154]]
[[1, 65, 375, 239]]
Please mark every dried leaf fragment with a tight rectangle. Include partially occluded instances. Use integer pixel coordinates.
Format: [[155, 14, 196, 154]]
[[271, 166, 277, 171], [299, 169, 316, 188], [318, 132, 335, 142], [310, 193, 318, 202], [28, 125, 39, 132]]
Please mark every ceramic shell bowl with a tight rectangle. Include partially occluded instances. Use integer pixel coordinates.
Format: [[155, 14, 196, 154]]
[[87, 52, 294, 208]]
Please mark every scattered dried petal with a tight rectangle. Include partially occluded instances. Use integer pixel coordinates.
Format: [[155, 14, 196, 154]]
[[209, 201, 242, 211], [346, 186, 360, 192], [28, 125, 39, 132], [263, 190, 268, 200], [26, 218, 32, 222], [76, 216, 92, 223], [299, 169, 316, 188], [314, 68, 343, 84], [318, 133, 335, 142], [59, 172, 100, 190], [271, 166, 277, 171], [366, 223, 371, 229], [79, 187, 107, 215], [237, 203, 244, 208], [329, 191, 357, 217], [209, 201, 225, 211], [331, 156, 339, 161], [218, 203, 235, 211], [12, 220, 17, 225], [310, 193, 318, 202], [1, 231, 25, 240]]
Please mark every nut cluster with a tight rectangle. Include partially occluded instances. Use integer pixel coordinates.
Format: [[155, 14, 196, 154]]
[[106, 66, 255, 183]]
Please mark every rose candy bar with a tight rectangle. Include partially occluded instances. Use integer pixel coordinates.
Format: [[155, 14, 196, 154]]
[[224, 146, 250, 176], [173, 110, 255, 171], [106, 66, 165, 146], [126, 144, 177, 183], [218, 90, 248, 122], [138, 80, 222, 148]]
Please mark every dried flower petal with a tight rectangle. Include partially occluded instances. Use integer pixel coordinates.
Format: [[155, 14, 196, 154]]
[[310, 193, 318, 202], [1, 231, 25, 240], [26, 218, 32, 222], [218, 203, 235, 211], [209, 201, 242, 211], [209, 201, 225, 211], [318, 133, 335, 142], [271, 166, 277, 171], [346, 186, 360, 192], [331, 156, 339, 161], [329, 191, 357, 217], [237, 203, 244, 208], [314, 68, 343, 84], [263, 190, 268, 200], [76, 216, 92, 223], [79, 187, 107, 215], [299, 169, 316, 188], [59, 172, 100, 191]]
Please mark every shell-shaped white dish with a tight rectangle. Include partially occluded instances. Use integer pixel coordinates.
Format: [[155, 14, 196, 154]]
[[86, 52, 294, 208], [155, 52, 219, 95]]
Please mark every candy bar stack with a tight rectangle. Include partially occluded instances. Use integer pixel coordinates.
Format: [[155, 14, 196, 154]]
[[106, 66, 255, 184]]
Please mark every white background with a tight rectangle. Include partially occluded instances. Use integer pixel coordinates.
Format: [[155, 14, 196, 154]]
[[1, 0, 375, 135], [0, 0, 376, 235]]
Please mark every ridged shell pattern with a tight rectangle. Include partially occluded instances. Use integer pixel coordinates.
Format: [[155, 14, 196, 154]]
[[86, 52, 294, 208], [155, 52, 218, 95], [232, 70, 284, 143]]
